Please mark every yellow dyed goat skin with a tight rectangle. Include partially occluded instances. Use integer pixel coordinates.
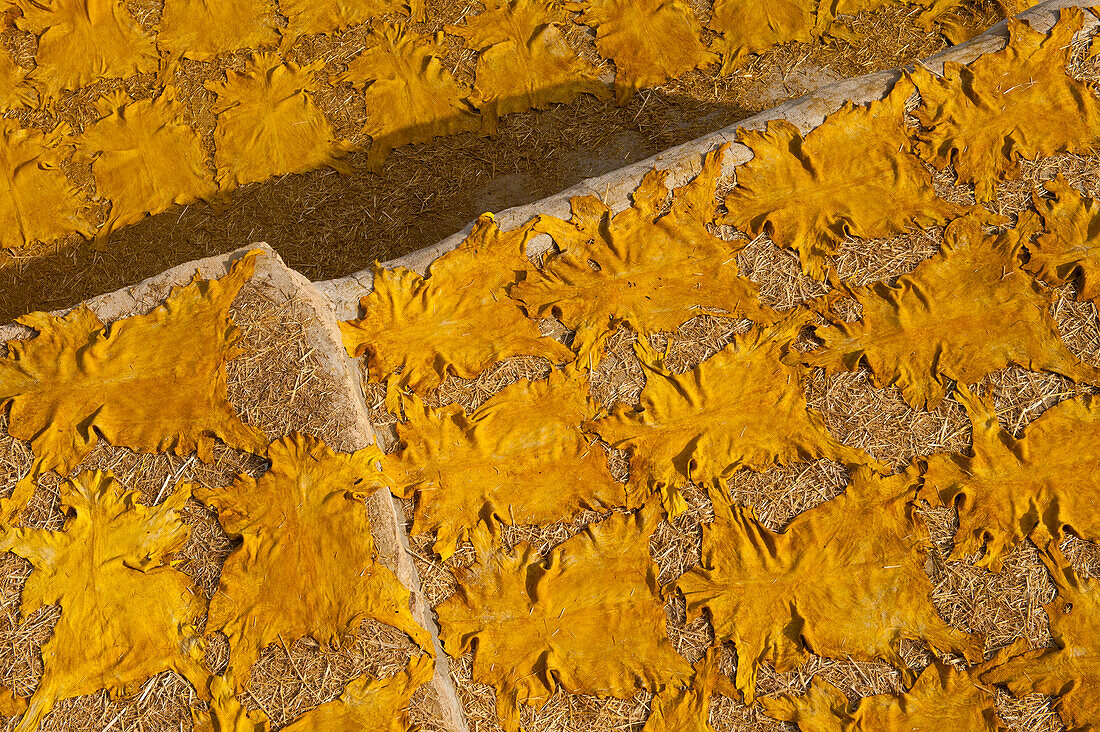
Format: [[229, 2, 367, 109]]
[[924, 386, 1100, 571], [642, 648, 737, 732], [437, 510, 691, 732], [449, 0, 609, 133], [340, 23, 479, 170], [11, 0, 157, 97], [78, 89, 217, 240], [805, 213, 1100, 410], [204, 675, 268, 732], [565, 0, 715, 103], [911, 8, 1100, 203], [1026, 175, 1100, 302], [340, 213, 574, 394], [762, 656, 999, 731], [709, 0, 817, 66], [0, 471, 207, 732], [0, 251, 267, 518], [0, 120, 91, 248], [586, 317, 871, 515], [677, 466, 980, 699], [385, 367, 628, 561], [158, 0, 279, 60], [207, 52, 351, 189], [982, 545, 1100, 731], [723, 76, 959, 280], [199, 433, 432, 683], [280, 0, 420, 40], [513, 146, 774, 357]]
